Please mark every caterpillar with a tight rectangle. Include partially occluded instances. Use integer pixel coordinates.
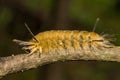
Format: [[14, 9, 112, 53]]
[[13, 26, 114, 55]]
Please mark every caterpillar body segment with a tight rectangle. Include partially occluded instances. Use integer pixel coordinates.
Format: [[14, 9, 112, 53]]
[[13, 30, 114, 55]]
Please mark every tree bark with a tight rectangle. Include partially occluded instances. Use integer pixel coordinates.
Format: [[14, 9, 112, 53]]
[[0, 47, 120, 79]]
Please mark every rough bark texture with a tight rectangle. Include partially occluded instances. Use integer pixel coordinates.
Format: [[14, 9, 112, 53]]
[[0, 47, 120, 78]]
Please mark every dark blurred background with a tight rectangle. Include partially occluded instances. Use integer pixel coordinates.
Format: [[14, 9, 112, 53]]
[[0, 0, 120, 80]]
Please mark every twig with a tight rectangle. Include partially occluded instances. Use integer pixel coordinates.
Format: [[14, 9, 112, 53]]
[[0, 47, 120, 78]]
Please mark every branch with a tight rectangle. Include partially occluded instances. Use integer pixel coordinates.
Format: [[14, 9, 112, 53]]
[[0, 47, 120, 78]]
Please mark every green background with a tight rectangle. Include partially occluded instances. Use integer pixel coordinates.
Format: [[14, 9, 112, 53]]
[[0, 0, 120, 80]]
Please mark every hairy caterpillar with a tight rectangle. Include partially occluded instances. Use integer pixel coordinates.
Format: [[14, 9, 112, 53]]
[[13, 19, 114, 55], [13, 29, 114, 55]]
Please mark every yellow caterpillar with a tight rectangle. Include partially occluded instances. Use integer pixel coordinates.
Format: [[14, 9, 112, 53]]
[[13, 30, 114, 55], [13, 19, 114, 55]]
